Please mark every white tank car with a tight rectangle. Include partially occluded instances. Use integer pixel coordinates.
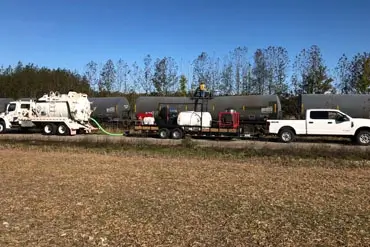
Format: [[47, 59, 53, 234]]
[[177, 111, 212, 128], [35, 91, 92, 123]]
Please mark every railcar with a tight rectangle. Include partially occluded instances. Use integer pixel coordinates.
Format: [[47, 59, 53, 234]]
[[89, 97, 131, 123], [299, 94, 370, 119]]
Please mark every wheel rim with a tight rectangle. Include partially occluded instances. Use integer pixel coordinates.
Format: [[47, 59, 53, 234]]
[[359, 133, 370, 144], [160, 130, 166, 138], [281, 132, 291, 142], [58, 125, 67, 134], [0, 124, 3, 132], [44, 125, 52, 134], [173, 131, 180, 139]]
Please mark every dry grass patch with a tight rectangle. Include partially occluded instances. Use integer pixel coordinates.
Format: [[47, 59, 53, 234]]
[[0, 146, 369, 246]]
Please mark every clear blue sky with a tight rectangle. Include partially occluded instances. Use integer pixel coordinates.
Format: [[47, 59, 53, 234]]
[[0, 0, 369, 79]]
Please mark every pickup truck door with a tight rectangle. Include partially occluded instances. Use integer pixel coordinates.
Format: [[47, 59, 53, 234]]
[[306, 110, 352, 135], [331, 114, 353, 135]]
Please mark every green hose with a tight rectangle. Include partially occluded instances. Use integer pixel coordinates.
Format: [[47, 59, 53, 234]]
[[89, 117, 124, 136]]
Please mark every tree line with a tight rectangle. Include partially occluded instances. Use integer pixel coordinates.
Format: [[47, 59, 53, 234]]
[[0, 44, 369, 100]]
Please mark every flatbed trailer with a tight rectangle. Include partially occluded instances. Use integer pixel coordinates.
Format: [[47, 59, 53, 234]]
[[130, 125, 242, 139], [128, 110, 260, 140], [125, 88, 268, 140]]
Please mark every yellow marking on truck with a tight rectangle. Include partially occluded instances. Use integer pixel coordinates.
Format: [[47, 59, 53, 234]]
[[274, 104, 276, 113]]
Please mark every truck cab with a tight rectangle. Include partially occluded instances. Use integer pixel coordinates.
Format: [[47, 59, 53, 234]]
[[0, 100, 35, 133], [267, 109, 370, 145]]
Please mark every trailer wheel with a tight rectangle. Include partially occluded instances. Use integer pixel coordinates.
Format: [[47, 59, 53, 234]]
[[278, 128, 295, 143], [43, 123, 56, 135], [171, 128, 183, 139], [158, 128, 170, 139], [355, 130, 370, 146], [0, 120, 5, 133], [57, 123, 70, 136]]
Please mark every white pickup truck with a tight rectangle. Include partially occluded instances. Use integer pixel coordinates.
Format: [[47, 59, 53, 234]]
[[267, 109, 370, 145]]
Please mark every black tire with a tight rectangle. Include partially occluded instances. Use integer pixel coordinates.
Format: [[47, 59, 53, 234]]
[[278, 128, 295, 143], [57, 123, 70, 136], [158, 128, 170, 139], [43, 123, 56, 135], [171, 128, 183, 139], [355, 130, 370, 146], [0, 120, 5, 134]]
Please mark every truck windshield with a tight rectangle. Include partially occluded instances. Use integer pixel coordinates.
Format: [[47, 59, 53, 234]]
[[7, 103, 16, 112]]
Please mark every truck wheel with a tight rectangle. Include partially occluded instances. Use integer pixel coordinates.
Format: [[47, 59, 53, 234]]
[[0, 121, 5, 133], [43, 123, 56, 135], [278, 128, 295, 143], [355, 130, 370, 145], [171, 128, 183, 139], [57, 123, 70, 136], [158, 128, 170, 139]]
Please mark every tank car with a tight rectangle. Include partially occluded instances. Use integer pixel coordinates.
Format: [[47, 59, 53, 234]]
[[0, 98, 14, 113], [209, 95, 282, 123], [89, 97, 131, 122], [299, 94, 370, 119], [134, 96, 194, 117]]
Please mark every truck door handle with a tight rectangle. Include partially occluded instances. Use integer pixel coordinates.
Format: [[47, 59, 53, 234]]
[[309, 121, 313, 124], [328, 121, 332, 124]]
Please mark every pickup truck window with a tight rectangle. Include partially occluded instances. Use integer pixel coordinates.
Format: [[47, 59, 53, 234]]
[[310, 111, 329, 119], [310, 110, 340, 120]]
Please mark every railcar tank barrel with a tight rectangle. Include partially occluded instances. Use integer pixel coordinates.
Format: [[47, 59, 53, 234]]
[[0, 98, 14, 112], [90, 97, 131, 121], [135, 96, 194, 115], [209, 95, 282, 122], [300, 94, 370, 119]]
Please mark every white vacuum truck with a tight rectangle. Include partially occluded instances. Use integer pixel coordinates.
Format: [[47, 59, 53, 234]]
[[0, 91, 97, 135]]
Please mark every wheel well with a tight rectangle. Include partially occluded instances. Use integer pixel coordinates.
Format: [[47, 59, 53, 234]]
[[355, 127, 370, 136], [278, 126, 296, 135]]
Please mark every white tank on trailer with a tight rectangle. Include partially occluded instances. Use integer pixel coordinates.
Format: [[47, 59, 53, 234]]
[[142, 116, 155, 125], [177, 111, 212, 128]]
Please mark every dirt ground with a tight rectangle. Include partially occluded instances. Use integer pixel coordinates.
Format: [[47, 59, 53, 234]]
[[0, 146, 369, 246]]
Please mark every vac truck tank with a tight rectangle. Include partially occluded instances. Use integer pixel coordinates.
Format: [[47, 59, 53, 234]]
[[35, 91, 92, 122], [177, 111, 212, 128]]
